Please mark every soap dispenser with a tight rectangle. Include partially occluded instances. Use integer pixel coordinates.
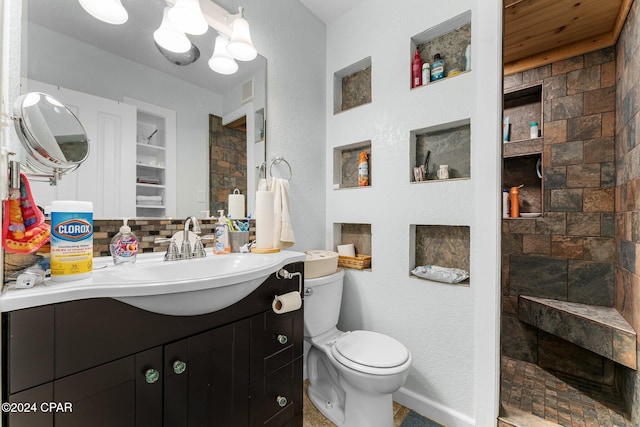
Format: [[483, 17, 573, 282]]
[[110, 218, 139, 265], [214, 210, 230, 254]]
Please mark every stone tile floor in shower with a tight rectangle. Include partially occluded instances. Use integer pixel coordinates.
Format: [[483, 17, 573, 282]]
[[501, 356, 632, 426]]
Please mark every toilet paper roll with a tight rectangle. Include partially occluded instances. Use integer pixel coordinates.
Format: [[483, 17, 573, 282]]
[[228, 189, 245, 219], [272, 291, 302, 314], [255, 190, 274, 249], [337, 243, 356, 257]]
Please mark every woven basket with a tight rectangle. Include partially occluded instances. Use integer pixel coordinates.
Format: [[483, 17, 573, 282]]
[[338, 255, 372, 270]]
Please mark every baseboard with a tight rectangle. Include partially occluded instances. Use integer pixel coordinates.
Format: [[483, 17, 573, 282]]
[[393, 387, 475, 427]]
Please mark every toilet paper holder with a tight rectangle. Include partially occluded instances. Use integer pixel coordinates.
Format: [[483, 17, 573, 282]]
[[276, 268, 302, 295]]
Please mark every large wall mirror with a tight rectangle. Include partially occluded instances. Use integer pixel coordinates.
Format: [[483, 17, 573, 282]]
[[15, 0, 266, 219]]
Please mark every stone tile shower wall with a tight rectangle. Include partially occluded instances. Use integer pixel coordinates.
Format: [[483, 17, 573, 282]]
[[501, 46, 617, 383], [614, 0, 640, 421], [209, 114, 247, 215]]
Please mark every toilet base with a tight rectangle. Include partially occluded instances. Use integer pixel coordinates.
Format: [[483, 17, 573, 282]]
[[307, 346, 396, 427]]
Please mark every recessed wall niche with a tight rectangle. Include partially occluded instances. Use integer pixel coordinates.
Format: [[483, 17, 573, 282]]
[[333, 140, 372, 189], [333, 223, 372, 270], [410, 10, 471, 89], [333, 57, 372, 114], [410, 119, 470, 182], [410, 224, 470, 286]]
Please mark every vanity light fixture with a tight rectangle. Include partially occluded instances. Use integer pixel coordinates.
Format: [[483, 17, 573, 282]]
[[78, 0, 128, 25], [226, 7, 257, 61], [153, 7, 192, 54], [168, 0, 209, 36], [208, 35, 239, 75]]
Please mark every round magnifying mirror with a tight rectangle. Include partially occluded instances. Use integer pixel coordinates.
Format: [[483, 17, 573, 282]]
[[13, 92, 89, 178]]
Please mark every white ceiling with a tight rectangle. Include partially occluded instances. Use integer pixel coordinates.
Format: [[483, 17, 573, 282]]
[[298, 0, 365, 24]]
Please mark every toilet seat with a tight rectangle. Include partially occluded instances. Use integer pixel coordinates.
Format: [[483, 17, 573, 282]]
[[331, 330, 410, 375]]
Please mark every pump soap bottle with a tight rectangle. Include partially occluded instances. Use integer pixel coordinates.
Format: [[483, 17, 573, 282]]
[[110, 218, 138, 265], [214, 210, 230, 254]]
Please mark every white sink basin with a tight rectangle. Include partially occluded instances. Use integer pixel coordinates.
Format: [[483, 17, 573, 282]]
[[0, 251, 306, 315]]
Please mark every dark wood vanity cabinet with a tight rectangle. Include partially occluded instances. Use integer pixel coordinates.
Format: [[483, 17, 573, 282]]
[[2, 262, 304, 427]]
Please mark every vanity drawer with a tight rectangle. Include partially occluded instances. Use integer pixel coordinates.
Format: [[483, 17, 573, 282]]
[[249, 358, 303, 427], [250, 308, 303, 382]]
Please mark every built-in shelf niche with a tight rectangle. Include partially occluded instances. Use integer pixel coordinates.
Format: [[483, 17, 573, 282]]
[[503, 154, 543, 216], [333, 140, 372, 189], [333, 57, 372, 114], [410, 10, 471, 89], [503, 84, 543, 143], [410, 119, 470, 182], [333, 223, 372, 270], [410, 224, 470, 286]]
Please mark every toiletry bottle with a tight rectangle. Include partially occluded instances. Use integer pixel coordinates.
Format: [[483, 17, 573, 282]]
[[530, 122, 539, 139], [358, 151, 369, 187], [431, 53, 445, 81], [464, 44, 471, 71], [421, 62, 430, 86], [214, 210, 230, 254], [110, 218, 139, 265], [502, 189, 510, 218], [411, 48, 422, 88], [510, 186, 520, 218]]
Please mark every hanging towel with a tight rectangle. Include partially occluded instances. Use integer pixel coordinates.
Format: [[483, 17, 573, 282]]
[[2, 173, 51, 254], [271, 177, 295, 248]]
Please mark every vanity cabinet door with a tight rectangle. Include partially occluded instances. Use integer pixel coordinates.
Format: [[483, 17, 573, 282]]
[[163, 318, 251, 427]]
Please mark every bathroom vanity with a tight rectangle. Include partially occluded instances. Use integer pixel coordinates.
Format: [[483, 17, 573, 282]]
[[2, 262, 304, 427]]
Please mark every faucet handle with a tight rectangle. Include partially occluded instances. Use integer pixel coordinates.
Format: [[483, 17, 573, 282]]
[[193, 236, 207, 258], [165, 238, 181, 261]]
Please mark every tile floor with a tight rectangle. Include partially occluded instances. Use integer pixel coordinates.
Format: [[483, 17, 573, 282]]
[[303, 380, 411, 427], [501, 356, 632, 426]]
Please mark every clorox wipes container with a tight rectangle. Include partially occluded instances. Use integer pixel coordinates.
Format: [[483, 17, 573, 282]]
[[50, 200, 94, 281]]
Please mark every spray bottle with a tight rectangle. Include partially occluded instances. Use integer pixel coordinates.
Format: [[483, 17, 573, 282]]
[[358, 151, 369, 187], [214, 210, 230, 254]]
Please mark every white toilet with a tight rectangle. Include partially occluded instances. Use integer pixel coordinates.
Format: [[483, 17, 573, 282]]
[[304, 269, 412, 427]]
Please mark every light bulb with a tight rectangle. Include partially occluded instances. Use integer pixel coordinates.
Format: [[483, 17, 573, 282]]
[[168, 0, 208, 36], [153, 7, 191, 54], [208, 35, 238, 75], [78, 0, 128, 25], [227, 8, 257, 61]]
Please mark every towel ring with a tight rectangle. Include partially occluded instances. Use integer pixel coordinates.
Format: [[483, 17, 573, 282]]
[[269, 157, 292, 181]]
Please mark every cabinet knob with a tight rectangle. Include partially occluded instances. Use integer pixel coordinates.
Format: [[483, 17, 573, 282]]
[[277, 334, 288, 345], [173, 360, 187, 375], [276, 395, 287, 407], [145, 368, 160, 384]]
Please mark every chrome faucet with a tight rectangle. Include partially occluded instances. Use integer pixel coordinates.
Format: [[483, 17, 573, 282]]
[[181, 216, 202, 257]]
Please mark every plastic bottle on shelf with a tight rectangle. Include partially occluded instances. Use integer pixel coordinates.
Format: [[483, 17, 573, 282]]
[[502, 189, 509, 218], [421, 63, 430, 86], [358, 151, 369, 187], [411, 48, 422, 88], [110, 218, 139, 265], [510, 186, 520, 218], [431, 53, 445, 81], [530, 122, 539, 139]]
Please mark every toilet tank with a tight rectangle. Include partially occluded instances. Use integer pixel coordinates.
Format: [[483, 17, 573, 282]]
[[304, 269, 345, 338]]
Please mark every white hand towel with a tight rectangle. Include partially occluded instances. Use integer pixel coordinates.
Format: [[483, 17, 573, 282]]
[[271, 177, 295, 248]]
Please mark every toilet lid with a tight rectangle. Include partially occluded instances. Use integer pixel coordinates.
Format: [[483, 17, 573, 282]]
[[332, 330, 410, 371]]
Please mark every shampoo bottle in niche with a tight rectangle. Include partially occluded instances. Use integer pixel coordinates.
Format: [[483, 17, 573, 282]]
[[110, 218, 138, 265], [50, 200, 93, 281], [358, 151, 369, 187], [510, 185, 521, 218], [214, 210, 230, 254], [411, 48, 422, 88]]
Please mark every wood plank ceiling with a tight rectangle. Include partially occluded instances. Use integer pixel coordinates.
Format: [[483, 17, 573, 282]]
[[503, 0, 633, 75]]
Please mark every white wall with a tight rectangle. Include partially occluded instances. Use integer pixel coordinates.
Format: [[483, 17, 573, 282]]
[[325, 1, 501, 425], [24, 23, 223, 218], [235, 0, 328, 251]]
